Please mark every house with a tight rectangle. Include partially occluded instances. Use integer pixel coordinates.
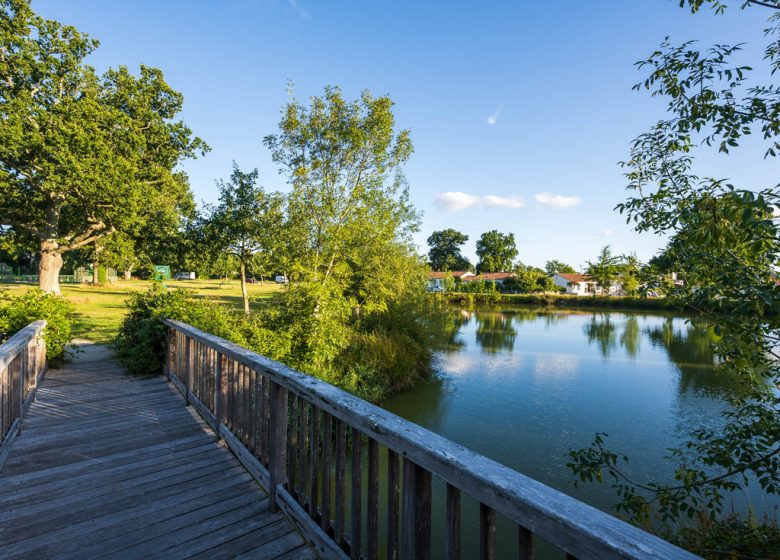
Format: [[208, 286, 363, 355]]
[[552, 273, 623, 295], [426, 270, 475, 292], [553, 273, 596, 295], [463, 272, 516, 286]]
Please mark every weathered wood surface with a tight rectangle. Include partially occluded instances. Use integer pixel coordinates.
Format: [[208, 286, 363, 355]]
[[0, 343, 313, 560]]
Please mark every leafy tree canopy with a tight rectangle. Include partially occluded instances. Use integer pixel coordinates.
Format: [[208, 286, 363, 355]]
[[544, 259, 576, 276], [475, 230, 517, 273], [427, 228, 472, 271], [0, 0, 206, 293], [570, 0, 780, 549]]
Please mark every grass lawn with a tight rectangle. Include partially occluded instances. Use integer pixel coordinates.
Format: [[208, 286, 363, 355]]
[[0, 279, 282, 343]]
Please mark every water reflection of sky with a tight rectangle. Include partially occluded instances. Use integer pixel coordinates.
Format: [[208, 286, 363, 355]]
[[385, 308, 778, 520]]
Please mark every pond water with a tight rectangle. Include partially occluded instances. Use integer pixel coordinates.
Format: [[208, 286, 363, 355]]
[[382, 307, 778, 556]]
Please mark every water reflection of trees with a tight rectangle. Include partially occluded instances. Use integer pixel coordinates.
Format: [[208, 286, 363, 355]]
[[584, 313, 618, 357], [438, 310, 471, 352], [475, 313, 517, 353], [645, 318, 744, 396]]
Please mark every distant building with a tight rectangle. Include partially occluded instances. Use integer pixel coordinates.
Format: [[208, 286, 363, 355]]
[[426, 270, 475, 291], [552, 272, 623, 295]]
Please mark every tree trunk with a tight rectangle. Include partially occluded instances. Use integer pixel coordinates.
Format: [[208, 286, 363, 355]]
[[39, 241, 63, 295], [240, 260, 249, 315], [123, 269, 132, 280], [92, 262, 99, 285]]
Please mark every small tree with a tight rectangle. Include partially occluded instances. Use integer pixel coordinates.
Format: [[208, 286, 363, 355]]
[[476, 230, 518, 273], [586, 245, 620, 294], [204, 165, 282, 314]]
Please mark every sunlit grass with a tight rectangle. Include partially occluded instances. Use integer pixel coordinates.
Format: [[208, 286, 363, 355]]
[[0, 279, 283, 343]]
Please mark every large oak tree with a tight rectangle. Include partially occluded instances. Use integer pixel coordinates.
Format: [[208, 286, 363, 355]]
[[0, 0, 206, 293]]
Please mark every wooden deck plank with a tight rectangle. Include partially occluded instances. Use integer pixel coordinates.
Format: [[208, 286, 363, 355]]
[[0, 344, 314, 559]]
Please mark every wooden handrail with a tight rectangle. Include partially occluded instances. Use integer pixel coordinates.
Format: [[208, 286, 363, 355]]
[[162, 318, 699, 560], [0, 320, 47, 466]]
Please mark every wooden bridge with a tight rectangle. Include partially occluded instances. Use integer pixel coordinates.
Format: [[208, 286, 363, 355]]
[[0, 320, 700, 559]]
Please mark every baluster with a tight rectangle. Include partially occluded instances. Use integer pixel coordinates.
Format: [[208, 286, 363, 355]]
[[185, 337, 193, 404], [242, 364, 250, 443], [367, 438, 379, 560], [289, 393, 298, 493], [299, 400, 308, 505], [518, 527, 535, 560], [309, 405, 319, 517], [479, 503, 495, 560], [351, 428, 362, 559], [387, 449, 400, 560], [321, 412, 332, 534], [335, 418, 346, 548], [402, 458, 431, 560], [446, 484, 461, 559], [214, 352, 223, 441], [269, 381, 288, 511]]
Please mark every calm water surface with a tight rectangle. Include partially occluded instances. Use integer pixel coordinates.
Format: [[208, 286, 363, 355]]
[[382, 308, 777, 556]]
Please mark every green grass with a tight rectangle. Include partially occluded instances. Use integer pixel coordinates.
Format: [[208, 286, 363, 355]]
[[0, 279, 282, 343]]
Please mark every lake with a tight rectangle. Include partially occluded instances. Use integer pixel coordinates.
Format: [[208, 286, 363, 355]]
[[382, 307, 777, 557]]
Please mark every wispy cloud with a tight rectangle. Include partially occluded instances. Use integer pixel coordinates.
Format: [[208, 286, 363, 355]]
[[288, 0, 310, 18], [486, 105, 503, 125], [773, 205, 780, 218], [434, 191, 524, 212], [601, 229, 614, 237], [533, 192, 582, 209]]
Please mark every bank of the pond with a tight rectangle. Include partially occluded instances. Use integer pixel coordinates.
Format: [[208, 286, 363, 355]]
[[438, 291, 687, 311]]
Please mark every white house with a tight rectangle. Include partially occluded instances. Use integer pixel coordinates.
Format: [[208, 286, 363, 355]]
[[426, 270, 475, 291], [553, 273, 623, 295]]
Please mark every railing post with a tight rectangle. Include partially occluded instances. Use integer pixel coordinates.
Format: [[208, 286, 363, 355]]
[[214, 352, 225, 442], [17, 342, 27, 435], [185, 337, 193, 405], [269, 381, 288, 511], [165, 328, 173, 380], [402, 458, 432, 560]]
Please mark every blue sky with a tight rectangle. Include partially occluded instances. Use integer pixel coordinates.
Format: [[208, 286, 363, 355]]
[[33, 1, 775, 269]]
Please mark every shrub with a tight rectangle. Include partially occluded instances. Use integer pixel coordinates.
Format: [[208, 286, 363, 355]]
[[0, 289, 73, 363], [114, 283, 248, 376]]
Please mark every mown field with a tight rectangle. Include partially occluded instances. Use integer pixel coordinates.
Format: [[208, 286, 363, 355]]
[[0, 279, 283, 343]]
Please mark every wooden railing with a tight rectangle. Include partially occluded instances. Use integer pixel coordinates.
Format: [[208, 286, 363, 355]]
[[163, 319, 699, 560], [0, 321, 47, 465]]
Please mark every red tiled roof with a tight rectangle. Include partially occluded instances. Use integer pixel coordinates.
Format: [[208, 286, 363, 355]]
[[427, 271, 473, 279], [557, 273, 593, 283]]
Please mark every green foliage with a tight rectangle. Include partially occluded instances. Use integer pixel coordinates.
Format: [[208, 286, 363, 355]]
[[443, 292, 683, 311], [570, 0, 780, 548], [586, 245, 620, 294], [0, 0, 206, 293], [475, 230, 517, 273], [674, 513, 780, 560], [427, 229, 472, 271], [0, 288, 72, 362], [201, 164, 283, 313], [505, 265, 555, 293], [544, 259, 576, 276]]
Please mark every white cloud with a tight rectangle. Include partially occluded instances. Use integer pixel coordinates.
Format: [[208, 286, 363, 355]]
[[773, 205, 780, 218], [533, 192, 582, 209], [487, 106, 503, 125], [601, 229, 614, 237], [434, 191, 525, 212], [482, 195, 525, 209], [434, 191, 482, 212]]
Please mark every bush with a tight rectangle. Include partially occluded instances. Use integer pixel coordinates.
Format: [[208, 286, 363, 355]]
[[674, 513, 780, 559], [0, 289, 73, 364], [114, 283, 248, 376], [116, 282, 445, 403], [442, 292, 684, 311]]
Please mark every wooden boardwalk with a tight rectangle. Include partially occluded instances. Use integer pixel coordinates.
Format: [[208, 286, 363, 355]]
[[0, 343, 314, 560]]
